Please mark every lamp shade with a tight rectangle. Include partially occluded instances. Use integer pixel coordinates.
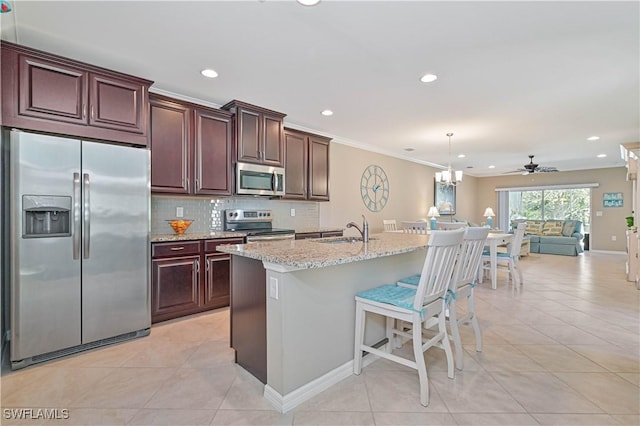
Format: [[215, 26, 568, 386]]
[[427, 206, 440, 218], [483, 207, 495, 217]]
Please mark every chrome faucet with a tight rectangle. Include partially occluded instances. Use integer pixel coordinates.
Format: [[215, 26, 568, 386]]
[[346, 215, 369, 243]]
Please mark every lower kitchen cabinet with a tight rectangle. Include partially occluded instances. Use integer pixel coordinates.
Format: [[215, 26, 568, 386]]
[[295, 230, 343, 240], [151, 238, 242, 323]]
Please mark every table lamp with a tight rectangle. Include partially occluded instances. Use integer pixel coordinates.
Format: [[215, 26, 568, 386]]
[[483, 207, 495, 229], [427, 206, 440, 230]]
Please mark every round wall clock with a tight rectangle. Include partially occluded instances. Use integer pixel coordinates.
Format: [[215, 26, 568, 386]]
[[360, 164, 390, 212]]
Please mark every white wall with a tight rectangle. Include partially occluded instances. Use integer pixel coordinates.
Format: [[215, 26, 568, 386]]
[[319, 142, 479, 234]]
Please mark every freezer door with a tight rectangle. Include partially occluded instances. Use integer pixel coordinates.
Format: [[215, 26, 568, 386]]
[[10, 131, 82, 361], [81, 141, 150, 343]]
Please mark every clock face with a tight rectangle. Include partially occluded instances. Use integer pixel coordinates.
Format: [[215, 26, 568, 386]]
[[360, 165, 390, 212]]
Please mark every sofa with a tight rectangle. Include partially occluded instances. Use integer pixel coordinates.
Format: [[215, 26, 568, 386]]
[[511, 219, 584, 256]]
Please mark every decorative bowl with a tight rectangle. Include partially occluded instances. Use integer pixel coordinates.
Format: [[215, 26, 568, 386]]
[[167, 219, 193, 235]]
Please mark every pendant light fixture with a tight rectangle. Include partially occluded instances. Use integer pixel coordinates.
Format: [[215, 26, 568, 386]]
[[435, 132, 463, 186]]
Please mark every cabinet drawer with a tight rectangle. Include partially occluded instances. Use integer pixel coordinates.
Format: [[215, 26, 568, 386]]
[[204, 238, 244, 254], [152, 241, 201, 258], [321, 231, 343, 238], [295, 232, 321, 240]]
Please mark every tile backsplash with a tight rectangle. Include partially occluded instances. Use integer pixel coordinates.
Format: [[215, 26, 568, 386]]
[[151, 195, 320, 234]]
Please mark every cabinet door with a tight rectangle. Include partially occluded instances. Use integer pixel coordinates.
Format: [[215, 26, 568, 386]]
[[262, 113, 284, 166], [194, 108, 233, 195], [283, 130, 308, 199], [150, 97, 191, 194], [237, 108, 261, 163], [308, 136, 330, 200], [89, 73, 146, 134], [151, 255, 200, 323], [203, 254, 231, 308], [18, 54, 88, 125]]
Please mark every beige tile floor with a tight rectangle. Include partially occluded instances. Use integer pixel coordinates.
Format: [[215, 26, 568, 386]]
[[1, 251, 639, 425]]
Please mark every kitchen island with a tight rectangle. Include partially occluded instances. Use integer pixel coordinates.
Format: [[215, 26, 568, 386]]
[[217, 232, 430, 413]]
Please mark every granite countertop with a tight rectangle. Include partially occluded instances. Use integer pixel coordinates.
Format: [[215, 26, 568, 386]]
[[216, 232, 429, 270], [151, 231, 247, 243]]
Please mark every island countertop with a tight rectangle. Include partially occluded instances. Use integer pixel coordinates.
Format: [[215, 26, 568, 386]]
[[216, 232, 429, 270]]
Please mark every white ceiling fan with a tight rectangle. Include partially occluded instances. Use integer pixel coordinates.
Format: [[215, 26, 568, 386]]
[[504, 155, 559, 175]]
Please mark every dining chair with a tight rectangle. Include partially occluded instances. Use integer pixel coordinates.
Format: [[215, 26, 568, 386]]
[[353, 228, 464, 407], [383, 219, 398, 232], [401, 220, 429, 234], [397, 227, 489, 370], [436, 221, 467, 230], [480, 222, 526, 286]]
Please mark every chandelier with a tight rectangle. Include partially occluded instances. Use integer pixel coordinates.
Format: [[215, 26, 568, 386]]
[[435, 132, 463, 186]]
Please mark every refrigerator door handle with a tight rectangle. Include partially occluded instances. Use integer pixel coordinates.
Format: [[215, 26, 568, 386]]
[[83, 173, 91, 259], [73, 172, 81, 260]]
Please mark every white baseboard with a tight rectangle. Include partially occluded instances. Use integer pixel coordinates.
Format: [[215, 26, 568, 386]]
[[587, 249, 626, 255], [263, 355, 378, 413]]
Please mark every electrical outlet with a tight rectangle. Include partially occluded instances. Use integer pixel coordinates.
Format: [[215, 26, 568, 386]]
[[290, 208, 296, 217], [611, 235, 617, 241], [269, 277, 279, 300], [596, 211, 603, 217], [176, 207, 184, 218]]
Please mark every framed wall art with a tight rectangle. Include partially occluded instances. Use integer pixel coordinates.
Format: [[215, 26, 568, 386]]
[[603, 192, 623, 208], [435, 181, 456, 215]]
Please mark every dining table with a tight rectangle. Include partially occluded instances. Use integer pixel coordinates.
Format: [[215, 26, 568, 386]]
[[483, 231, 514, 290]]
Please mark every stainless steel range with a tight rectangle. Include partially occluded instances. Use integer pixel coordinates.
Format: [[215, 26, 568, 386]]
[[224, 209, 295, 242]]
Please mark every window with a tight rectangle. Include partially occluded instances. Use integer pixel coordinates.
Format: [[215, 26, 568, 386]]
[[508, 188, 591, 233]]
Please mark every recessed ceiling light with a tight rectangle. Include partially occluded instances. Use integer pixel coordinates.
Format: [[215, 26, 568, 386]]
[[457, 154, 465, 158], [420, 74, 438, 83], [404, 148, 415, 152], [488, 165, 496, 169], [597, 154, 607, 158], [200, 69, 218, 78], [321, 109, 333, 116], [297, 0, 321, 6], [587, 136, 600, 141]]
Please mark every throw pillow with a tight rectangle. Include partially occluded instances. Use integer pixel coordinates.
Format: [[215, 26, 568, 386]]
[[562, 220, 578, 237], [543, 220, 564, 236], [525, 220, 544, 235]]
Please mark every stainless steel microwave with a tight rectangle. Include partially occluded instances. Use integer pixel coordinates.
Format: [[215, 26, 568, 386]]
[[236, 162, 285, 196]]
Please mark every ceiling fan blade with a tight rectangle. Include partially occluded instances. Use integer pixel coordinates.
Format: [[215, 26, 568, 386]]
[[536, 166, 559, 172], [502, 169, 526, 174]]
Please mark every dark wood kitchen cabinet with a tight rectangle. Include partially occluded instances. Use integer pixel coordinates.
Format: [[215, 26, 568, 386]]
[[1, 41, 151, 146], [150, 94, 233, 196], [222, 100, 286, 167], [284, 128, 331, 201], [151, 238, 243, 323], [151, 241, 201, 323], [295, 230, 343, 240], [203, 239, 242, 308]]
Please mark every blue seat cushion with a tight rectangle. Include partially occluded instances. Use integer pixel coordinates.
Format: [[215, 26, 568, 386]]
[[482, 251, 512, 257], [356, 284, 419, 314], [397, 274, 421, 286]]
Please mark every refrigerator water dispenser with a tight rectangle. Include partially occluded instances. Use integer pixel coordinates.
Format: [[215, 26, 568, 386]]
[[22, 195, 72, 238]]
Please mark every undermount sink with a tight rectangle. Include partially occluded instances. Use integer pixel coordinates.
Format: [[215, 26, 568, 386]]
[[316, 236, 378, 244]]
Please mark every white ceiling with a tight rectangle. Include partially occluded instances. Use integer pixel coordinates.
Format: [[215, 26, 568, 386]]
[[2, 0, 638, 177]]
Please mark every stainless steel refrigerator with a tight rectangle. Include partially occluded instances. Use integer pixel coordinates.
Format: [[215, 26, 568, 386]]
[[7, 130, 150, 369]]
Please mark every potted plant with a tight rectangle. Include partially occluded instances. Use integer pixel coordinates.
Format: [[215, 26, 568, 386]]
[[625, 213, 634, 229]]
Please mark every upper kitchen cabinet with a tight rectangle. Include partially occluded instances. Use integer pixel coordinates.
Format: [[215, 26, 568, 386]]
[[222, 100, 286, 167], [284, 128, 331, 201], [150, 94, 233, 196], [1, 41, 151, 146]]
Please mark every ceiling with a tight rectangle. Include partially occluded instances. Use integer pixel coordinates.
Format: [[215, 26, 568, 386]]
[[1, 1, 638, 177]]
